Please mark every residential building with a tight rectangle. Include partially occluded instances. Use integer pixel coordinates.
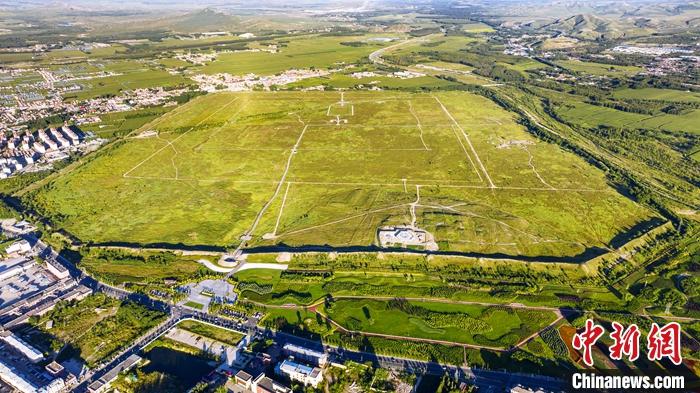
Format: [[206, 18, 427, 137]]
[[234, 370, 253, 390]]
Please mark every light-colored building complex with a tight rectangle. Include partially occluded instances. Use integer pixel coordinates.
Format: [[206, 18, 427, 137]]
[[0, 360, 65, 393], [5, 240, 32, 255], [1, 333, 44, 363], [276, 359, 323, 388], [282, 343, 328, 366], [229, 371, 291, 393], [87, 354, 142, 393]]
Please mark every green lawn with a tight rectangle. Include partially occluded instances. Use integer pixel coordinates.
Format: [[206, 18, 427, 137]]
[[185, 301, 205, 310]]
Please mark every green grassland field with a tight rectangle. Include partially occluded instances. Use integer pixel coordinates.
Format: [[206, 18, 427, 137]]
[[25, 90, 655, 259]]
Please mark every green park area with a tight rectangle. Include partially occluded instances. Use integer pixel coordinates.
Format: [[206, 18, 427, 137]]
[[323, 298, 557, 348], [25, 293, 166, 368]]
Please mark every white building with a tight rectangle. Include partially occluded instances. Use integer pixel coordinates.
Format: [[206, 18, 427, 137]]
[[5, 240, 32, 255], [0, 359, 66, 393], [1, 333, 44, 363], [45, 259, 70, 279], [276, 359, 323, 388], [252, 373, 292, 393], [282, 343, 328, 366], [0, 264, 21, 280], [0, 258, 32, 281], [61, 126, 79, 143]]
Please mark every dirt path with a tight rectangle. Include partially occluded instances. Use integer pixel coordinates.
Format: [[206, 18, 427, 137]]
[[433, 95, 496, 189], [409, 185, 421, 228], [271, 182, 292, 237], [237, 117, 308, 249], [407, 100, 430, 150], [524, 146, 555, 190], [449, 124, 484, 182], [123, 96, 240, 178]]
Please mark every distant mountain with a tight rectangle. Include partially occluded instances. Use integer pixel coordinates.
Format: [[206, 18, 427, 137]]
[[541, 14, 625, 39], [167, 8, 242, 33]]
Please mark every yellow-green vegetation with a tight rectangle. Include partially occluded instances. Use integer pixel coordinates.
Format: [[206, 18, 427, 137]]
[[90, 107, 174, 138], [286, 71, 458, 90], [555, 100, 700, 134], [612, 88, 700, 103], [461, 23, 494, 33], [26, 90, 653, 259], [177, 320, 244, 346], [323, 298, 557, 347], [77, 248, 209, 285], [33, 293, 166, 367]]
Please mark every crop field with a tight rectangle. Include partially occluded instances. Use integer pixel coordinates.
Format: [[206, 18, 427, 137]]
[[28, 90, 653, 258], [323, 298, 557, 348]]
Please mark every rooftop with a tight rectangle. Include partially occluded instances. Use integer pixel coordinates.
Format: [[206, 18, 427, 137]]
[[235, 370, 252, 382], [1, 333, 43, 362], [282, 343, 326, 359], [278, 359, 317, 377]]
